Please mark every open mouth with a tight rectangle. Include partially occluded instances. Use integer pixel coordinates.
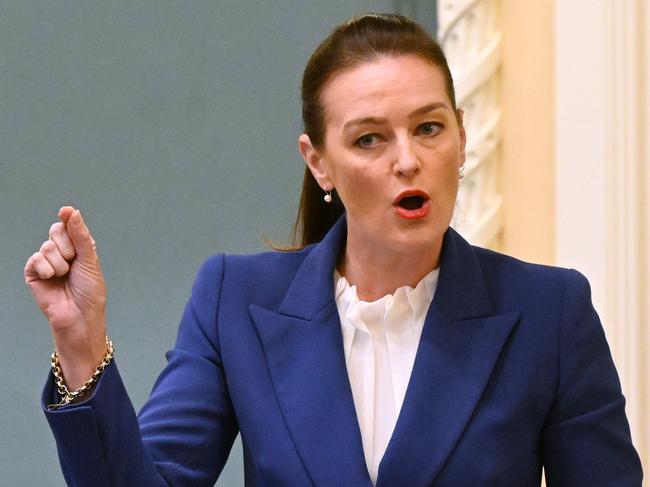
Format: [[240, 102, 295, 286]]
[[393, 189, 431, 219], [397, 195, 426, 210]]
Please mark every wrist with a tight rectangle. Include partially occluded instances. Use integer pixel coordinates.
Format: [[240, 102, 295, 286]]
[[49, 336, 114, 408], [52, 326, 108, 391], [52, 319, 106, 355]]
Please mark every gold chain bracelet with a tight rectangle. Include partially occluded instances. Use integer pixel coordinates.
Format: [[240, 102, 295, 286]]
[[48, 336, 115, 409]]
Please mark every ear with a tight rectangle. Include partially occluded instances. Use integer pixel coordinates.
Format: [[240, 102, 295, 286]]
[[298, 133, 333, 189], [456, 108, 467, 166]]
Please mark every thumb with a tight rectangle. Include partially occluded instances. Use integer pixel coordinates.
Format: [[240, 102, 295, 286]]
[[66, 209, 98, 261]]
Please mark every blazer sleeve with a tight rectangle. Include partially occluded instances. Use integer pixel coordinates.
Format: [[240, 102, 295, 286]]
[[41, 253, 239, 486], [541, 269, 643, 486]]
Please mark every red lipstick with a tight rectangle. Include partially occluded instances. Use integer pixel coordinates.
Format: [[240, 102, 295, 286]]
[[393, 189, 431, 219]]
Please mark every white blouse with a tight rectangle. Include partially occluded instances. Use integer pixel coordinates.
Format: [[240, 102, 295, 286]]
[[333, 267, 440, 485]]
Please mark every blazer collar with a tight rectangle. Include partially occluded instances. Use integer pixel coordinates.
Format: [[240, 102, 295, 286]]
[[251, 212, 520, 486], [278, 212, 494, 322], [277, 213, 347, 319]]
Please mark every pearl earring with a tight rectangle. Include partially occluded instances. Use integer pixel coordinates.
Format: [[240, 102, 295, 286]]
[[323, 186, 333, 203]]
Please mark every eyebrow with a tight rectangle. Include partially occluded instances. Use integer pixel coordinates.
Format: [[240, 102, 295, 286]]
[[342, 102, 448, 132]]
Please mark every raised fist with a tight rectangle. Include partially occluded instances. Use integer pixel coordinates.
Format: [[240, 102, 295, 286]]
[[25, 206, 108, 390]]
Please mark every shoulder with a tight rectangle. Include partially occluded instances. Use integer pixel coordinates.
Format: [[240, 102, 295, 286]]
[[472, 244, 580, 282], [470, 245, 590, 314], [191, 245, 317, 307], [195, 245, 313, 281]]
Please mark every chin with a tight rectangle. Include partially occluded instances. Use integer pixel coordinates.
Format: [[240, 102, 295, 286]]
[[351, 214, 447, 253], [385, 228, 445, 252]]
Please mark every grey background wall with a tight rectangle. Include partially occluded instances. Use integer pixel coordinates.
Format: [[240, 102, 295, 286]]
[[0, 1, 436, 485]]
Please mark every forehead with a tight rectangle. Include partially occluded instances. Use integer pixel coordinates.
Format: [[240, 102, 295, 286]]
[[320, 54, 451, 127]]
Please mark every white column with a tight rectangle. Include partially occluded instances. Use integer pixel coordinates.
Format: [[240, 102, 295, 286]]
[[438, 0, 504, 248], [555, 0, 649, 471]]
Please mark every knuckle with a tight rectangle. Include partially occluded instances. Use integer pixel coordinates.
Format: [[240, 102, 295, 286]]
[[64, 248, 76, 260], [25, 254, 37, 269], [54, 262, 70, 276], [34, 257, 53, 276], [61, 245, 76, 260], [40, 240, 55, 253], [42, 268, 55, 279]]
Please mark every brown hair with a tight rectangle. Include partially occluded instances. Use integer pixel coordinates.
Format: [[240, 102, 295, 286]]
[[287, 13, 458, 249]]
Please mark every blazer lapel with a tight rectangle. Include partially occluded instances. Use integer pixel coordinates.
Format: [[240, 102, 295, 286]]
[[250, 215, 373, 487], [376, 228, 521, 487], [251, 214, 520, 487]]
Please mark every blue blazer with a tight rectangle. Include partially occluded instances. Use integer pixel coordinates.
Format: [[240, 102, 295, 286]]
[[42, 214, 642, 486]]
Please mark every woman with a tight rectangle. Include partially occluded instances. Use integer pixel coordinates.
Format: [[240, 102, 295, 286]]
[[25, 13, 642, 486]]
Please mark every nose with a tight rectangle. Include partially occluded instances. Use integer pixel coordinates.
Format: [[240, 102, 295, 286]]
[[392, 136, 421, 177]]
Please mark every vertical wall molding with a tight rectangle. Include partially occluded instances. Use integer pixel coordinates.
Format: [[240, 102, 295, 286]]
[[602, 0, 646, 455], [556, 0, 649, 470], [437, 0, 504, 248], [637, 0, 648, 468]]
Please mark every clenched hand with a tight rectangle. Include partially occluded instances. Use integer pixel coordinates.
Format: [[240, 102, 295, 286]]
[[25, 206, 108, 390]]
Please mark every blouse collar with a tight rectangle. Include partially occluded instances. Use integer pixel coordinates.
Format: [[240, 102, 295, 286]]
[[333, 267, 440, 335]]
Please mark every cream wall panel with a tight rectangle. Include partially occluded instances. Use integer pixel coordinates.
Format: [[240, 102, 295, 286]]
[[500, 0, 555, 265]]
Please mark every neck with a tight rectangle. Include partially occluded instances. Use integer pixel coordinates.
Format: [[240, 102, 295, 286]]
[[337, 229, 443, 302]]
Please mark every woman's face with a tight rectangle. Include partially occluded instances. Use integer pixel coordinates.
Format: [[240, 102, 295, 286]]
[[300, 54, 466, 255]]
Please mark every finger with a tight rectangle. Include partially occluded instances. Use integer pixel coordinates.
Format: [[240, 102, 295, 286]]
[[65, 209, 97, 261], [58, 206, 76, 224], [24, 253, 42, 282], [49, 222, 76, 261], [39, 240, 71, 277], [25, 252, 56, 280]]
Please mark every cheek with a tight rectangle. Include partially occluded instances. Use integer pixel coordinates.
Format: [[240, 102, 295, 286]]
[[338, 170, 382, 206], [426, 136, 462, 163], [422, 143, 461, 205], [333, 163, 388, 212], [438, 158, 461, 198], [436, 139, 463, 176]]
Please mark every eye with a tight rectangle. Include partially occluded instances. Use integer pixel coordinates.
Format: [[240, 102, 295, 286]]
[[417, 122, 443, 136], [354, 133, 379, 148]]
